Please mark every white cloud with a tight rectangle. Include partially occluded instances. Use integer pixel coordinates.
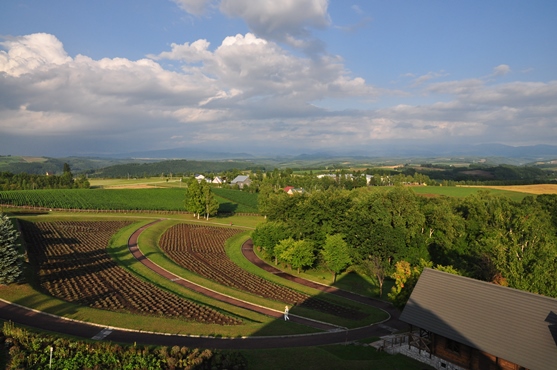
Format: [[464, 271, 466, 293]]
[[0, 33, 72, 77], [171, 0, 215, 16], [410, 71, 448, 87], [1, 32, 556, 155], [493, 64, 511, 76], [219, 0, 330, 53]]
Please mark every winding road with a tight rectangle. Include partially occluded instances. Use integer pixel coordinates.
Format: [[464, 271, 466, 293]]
[[0, 221, 407, 349]]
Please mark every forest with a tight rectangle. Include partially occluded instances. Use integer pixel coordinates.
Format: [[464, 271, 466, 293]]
[[252, 186, 557, 307], [0, 164, 89, 191]]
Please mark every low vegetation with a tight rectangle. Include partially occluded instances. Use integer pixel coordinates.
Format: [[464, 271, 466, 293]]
[[1, 321, 247, 370], [20, 220, 241, 325]]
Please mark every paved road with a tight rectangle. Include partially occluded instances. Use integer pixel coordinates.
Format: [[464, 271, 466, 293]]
[[0, 221, 407, 349]]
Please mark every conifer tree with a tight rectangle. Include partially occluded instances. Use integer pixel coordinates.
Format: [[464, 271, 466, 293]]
[[0, 214, 24, 285]]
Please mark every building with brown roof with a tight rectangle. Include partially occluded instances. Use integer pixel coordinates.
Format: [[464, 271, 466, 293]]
[[399, 268, 557, 370]]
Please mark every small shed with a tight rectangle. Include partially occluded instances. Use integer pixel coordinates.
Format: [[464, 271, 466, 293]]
[[399, 268, 557, 370]]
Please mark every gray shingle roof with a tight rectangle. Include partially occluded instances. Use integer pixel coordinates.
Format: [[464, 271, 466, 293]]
[[400, 268, 557, 370]]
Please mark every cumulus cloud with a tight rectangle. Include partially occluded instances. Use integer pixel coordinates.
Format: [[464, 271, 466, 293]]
[[1, 32, 556, 156], [0, 32, 381, 154], [219, 0, 330, 54], [0, 33, 72, 76]]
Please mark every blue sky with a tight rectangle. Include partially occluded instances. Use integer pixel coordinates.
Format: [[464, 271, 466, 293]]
[[1, 0, 556, 157]]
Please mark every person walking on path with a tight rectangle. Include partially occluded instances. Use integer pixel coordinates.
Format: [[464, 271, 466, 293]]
[[284, 305, 289, 321]]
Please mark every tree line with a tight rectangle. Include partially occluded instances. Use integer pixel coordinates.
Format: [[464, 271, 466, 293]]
[[0, 164, 89, 191], [252, 186, 557, 307]]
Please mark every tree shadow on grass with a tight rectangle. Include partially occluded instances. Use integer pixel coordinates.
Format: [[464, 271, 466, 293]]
[[332, 270, 395, 301]]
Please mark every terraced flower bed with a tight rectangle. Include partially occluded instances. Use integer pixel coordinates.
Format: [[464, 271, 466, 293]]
[[20, 220, 241, 325], [159, 224, 367, 320]]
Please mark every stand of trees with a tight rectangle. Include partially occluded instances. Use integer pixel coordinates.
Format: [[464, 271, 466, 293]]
[[252, 187, 557, 306], [184, 179, 220, 219], [0, 164, 89, 191], [0, 213, 24, 285]]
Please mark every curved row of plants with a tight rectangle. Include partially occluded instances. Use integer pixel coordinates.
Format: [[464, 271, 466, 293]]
[[20, 220, 242, 325], [159, 223, 368, 320]]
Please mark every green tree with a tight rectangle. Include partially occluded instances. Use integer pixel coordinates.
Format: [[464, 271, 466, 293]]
[[201, 181, 219, 220], [388, 259, 459, 309], [359, 255, 390, 298], [275, 237, 296, 268], [251, 221, 290, 264], [0, 214, 24, 285], [257, 183, 274, 218], [321, 234, 352, 283], [486, 198, 557, 297], [289, 239, 316, 274], [60, 163, 74, 188], [185, 178, 204, 218]]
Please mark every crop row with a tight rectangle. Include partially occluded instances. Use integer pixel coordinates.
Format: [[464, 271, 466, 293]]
[[0, 188, 260, 213], [159, 224, 367, 320], [0, 189, 187, 210], [20, 220, 241, 325]]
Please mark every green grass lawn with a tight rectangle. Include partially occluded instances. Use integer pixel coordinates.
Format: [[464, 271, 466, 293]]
[[241, 344, 433, 370]]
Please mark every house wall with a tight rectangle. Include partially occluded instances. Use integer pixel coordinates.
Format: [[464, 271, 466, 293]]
[[434, 335, 473, 369], [433, 335, 523, 370]]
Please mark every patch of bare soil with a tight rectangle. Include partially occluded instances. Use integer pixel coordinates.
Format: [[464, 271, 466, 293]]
[[104, 184, 159, 189]]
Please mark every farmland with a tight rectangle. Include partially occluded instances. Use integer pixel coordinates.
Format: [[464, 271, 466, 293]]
[[21, 220, 242, 325], [409, 185, 531, 201], [0, 188, 259, 214], [159, 223, 368, 321]]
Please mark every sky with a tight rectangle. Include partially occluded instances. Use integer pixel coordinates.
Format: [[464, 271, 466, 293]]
[[1, 0, 556, 157]]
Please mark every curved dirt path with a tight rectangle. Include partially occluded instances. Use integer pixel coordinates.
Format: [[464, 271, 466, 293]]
[[0, 220, 406, 349]]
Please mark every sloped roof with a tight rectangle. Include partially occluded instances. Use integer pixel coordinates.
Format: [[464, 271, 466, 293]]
[[400, 268, 557, 370], [230, 175, 249, 183]]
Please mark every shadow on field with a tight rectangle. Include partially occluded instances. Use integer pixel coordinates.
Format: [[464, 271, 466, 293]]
[[217, 202, 238, 214], [13, 293, 79, 318]]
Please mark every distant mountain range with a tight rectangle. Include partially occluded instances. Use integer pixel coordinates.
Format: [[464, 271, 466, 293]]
[[110, 144, 557, 162], [2, 144, 556, 175]]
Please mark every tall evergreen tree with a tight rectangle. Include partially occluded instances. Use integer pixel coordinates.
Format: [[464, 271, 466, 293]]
[[0, 214, 24, 285]]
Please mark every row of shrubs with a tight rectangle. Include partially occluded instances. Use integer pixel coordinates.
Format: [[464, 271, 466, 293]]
[[1, 321, 247, 370]]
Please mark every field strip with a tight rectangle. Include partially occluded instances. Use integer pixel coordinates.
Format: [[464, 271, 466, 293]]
[[459, 184, 557, 194]]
